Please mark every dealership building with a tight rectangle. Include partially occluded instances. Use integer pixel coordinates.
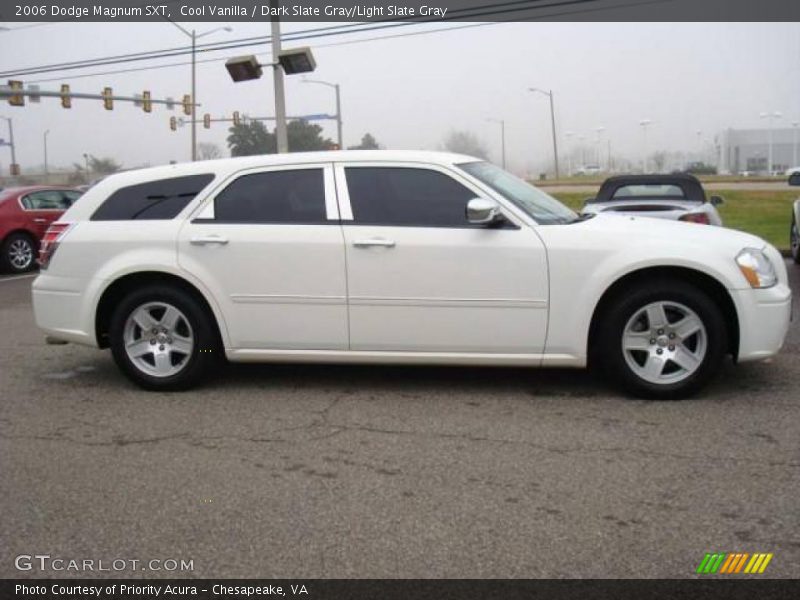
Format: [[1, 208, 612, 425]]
[[718, 126, 800, 174]]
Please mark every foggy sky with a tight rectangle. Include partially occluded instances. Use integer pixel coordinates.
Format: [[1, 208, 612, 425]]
[[0, 21, 798, 175]]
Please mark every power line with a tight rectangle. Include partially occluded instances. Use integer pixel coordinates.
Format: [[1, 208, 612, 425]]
[[24, 22, 500, 84], [1, 0, 605, 78]]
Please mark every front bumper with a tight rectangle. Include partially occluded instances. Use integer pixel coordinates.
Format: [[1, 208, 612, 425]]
[[732, 283, 792, 362]]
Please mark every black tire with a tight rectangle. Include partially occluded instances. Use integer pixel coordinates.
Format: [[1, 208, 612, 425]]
[[1, 232, 36, 273], [594, 279, 728, 400], [791, 214, 800, 265], [109, 284, 220, 391]]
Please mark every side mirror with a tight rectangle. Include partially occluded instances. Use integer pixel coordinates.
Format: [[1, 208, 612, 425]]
[[789, 172, 800, 186], [466, 198, 502, 225], [709, 195, 724, 206]]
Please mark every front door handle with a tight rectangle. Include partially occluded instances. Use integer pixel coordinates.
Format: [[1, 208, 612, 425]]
[[353, 238, 396, 248], [34, 218, 48, 223], [190, 235, 229, 245]]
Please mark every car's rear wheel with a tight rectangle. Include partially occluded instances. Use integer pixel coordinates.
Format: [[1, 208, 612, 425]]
[[109, 285, 220, 391], [791, 214, 800, 264], [1, 232, 36, 273], [595, 279, 727, 399]]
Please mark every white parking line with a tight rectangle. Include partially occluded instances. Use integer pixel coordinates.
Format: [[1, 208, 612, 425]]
[[0, 273, 37, 283]]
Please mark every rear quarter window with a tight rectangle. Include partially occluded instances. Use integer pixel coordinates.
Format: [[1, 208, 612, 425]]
[[91, 174, 214, 221]]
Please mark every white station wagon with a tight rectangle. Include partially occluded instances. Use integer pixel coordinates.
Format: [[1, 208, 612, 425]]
[[33, 151, 791, 399]]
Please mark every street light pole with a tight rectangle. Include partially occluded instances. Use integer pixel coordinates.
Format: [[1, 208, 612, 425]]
[[302, 79, 343, 148], [792, 121, 798, 167], [639, 119, 652, 172], [529, 88, 559, 179], [760, 111, 782, 174], [564, 131, 573, 176], [43, 129, 49, 180], [165, 21, 231, 161], [486, 118, 506, 168], [595, 126, 605, 170]]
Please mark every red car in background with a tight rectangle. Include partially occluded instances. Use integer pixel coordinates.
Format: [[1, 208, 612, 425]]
[[0, 186, 82, 273]]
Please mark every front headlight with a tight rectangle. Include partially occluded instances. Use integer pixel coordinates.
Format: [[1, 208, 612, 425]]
[[736, 247, 777, 288]]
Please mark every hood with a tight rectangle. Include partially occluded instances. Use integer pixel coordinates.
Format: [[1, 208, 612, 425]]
[[576, 212, 765, 252]]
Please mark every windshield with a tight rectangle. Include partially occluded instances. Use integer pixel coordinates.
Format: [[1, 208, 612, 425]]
[[457, 161, 578, 225]]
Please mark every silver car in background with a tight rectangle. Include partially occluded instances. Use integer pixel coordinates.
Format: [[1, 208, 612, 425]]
[[581, 174, 724, 226]]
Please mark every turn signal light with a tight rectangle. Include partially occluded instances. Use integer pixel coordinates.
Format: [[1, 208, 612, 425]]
[[679, 212, 710, 225]]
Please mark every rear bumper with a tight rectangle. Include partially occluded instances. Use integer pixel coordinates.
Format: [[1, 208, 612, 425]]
[[32, 273, 100, 347], [732, 283, 792, 362]]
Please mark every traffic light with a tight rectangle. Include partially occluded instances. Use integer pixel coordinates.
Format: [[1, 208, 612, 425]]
[[142, 90, 152, 113], [60, 84, 71, 108], [102, 87, 113, 110], [7, 80, 24, 106], [169, 116, 177, 131], [182, 94, 192, 116], [203, 113, 211, 129], [10, 163, 20, 176], [232, 111, 240, 126]]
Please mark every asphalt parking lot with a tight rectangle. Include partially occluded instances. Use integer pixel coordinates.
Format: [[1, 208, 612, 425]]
[[1, 266, 798, 579]]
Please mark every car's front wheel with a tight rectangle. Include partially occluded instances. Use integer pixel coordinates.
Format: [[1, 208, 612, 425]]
[[791, 214, 800, 264], [109, 285, 220, 391], [595, 279, 727, 399], [1, 232, 36, 273]]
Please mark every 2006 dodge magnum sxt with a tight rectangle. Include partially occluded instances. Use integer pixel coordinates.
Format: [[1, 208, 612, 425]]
[[32, 151, 791, 398]]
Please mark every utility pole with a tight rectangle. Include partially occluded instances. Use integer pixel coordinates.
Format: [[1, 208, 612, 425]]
[[271, 0, 289, 153], [191, 29, 196, 161], [793, 121, 798, 167]]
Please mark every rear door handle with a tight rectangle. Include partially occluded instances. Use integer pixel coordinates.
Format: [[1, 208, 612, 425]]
[[353, 238, 396, 248], [190, 235, 229, 245], [34, 218, 48, 223]]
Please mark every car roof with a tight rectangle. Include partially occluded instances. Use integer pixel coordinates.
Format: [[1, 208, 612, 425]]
[[593, 173, 706, 203], [94, 150, 482, 188]]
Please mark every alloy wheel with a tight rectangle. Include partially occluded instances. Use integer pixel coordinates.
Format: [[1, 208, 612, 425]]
[[123, 302, 195, 378], [621, 300, 707, 385], [8, 238, 33, 271]]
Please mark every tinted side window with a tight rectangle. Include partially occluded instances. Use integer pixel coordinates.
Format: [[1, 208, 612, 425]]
[[214, 169, 326, 224], [91, 174, 214, 221], [345, 167, 476, 227]]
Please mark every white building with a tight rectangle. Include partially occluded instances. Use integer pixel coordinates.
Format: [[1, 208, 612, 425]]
[[718, 127, 800, 174]]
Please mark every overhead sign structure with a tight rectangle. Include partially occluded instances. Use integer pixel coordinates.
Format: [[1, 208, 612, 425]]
[[1, 82, 198, 113]]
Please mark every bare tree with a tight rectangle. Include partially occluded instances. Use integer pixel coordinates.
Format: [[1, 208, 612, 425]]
[[197, 143, 223, 160], [441, 130, 489, 159]]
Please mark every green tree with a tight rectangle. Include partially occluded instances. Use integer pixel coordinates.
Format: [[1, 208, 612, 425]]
[[348, 133, 381, 150], [442, 130, 488, 159], [227, 121, 276, 157], [287, 119, 333, 152], [227, 119, 333, 156]]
